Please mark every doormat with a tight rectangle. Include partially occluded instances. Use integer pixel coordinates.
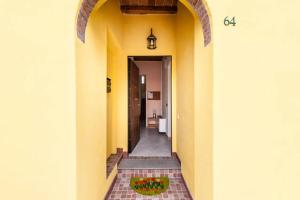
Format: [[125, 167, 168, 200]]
[[130, 177, 169, 196]]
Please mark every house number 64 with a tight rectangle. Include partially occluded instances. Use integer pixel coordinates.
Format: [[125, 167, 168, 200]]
[[224, 16, 236, 26]]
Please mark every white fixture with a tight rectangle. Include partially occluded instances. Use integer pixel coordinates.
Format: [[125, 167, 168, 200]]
[[159, 118, 166, 133]]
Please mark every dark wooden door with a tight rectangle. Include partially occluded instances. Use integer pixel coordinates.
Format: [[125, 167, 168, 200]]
[[128, 59, 140, 153]]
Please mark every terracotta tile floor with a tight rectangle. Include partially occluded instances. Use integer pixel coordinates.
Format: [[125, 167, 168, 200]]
[[106, 169, 192, 200]]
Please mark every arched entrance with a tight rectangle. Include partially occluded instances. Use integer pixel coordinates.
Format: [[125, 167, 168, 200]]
[[75, 0, 213, 199], [76, 0, 211, 46]]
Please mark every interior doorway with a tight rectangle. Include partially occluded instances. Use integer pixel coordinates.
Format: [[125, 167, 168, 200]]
[[128, 56, 172, 157], [139, 74, 147, 126]]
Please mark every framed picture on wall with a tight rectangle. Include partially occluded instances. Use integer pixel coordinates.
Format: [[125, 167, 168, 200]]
[[147, 91, 160, 100]]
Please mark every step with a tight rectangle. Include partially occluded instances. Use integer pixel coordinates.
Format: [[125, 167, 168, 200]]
[[118, 158, 181, 170], [118, 169, 182, 179]]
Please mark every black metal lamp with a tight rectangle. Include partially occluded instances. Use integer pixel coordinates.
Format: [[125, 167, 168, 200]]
[[147, 28, 157, 50]]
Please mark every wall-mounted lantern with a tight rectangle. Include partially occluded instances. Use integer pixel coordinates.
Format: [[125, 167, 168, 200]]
[[147, 28, 157, 50]]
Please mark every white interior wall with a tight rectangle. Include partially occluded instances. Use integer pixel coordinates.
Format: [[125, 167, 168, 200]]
[[162, 57, 172, 137], [136, 61, 162, 127], [167, 57, 172, 137]]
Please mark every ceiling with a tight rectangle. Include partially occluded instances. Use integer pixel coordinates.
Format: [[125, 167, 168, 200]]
[[120, 0, 178, 14]]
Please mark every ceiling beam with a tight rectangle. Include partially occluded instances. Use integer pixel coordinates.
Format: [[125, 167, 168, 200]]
[[121, 5, 177, 14]]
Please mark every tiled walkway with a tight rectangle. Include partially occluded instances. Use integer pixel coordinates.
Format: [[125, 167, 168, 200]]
[[129, 126, 171, 157], [106, 169, 192, 200]]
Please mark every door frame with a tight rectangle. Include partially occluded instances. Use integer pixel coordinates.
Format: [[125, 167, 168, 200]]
[[127, 55, 173, 156]]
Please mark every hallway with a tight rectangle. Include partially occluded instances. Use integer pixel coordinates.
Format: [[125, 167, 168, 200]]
[[129, 126, 171, 157]]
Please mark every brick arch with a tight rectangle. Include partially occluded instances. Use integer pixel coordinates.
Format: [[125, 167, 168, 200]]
[[76, 0, 211, 46], [187, 0, 211, 46]]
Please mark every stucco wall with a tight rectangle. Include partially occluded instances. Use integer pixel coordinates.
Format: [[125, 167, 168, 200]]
[[176, 2, 196, 197], [210, 0, 300, 199], [1, 0, 300, 200], [0, 0, 78, 200], [76, 0, 123, 199]]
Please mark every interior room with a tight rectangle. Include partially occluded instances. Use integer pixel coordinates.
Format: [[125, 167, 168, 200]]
[[128, 56, 172, 157]]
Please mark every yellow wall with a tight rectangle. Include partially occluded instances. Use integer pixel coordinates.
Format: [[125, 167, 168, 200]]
[[176, 2, 196, 196], [194, 26, 213, 200], [2, 0, 300, 200], [76, 0, 122, 199], [107, 37, 113, 158], [107, 31, 123, 158], [0, 0, 77, 200], [123, 14, 176, 55], [176, 3, 213, 199], [194, 14, 213, 200], [209, 0, 300, 199]]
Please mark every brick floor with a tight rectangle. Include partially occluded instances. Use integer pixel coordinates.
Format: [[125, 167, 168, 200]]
[[106, 169, 192, 200]]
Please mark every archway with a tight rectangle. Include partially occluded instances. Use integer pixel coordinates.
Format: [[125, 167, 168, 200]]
[[76, 0, 211, 46], [75, 0, 213, 199]]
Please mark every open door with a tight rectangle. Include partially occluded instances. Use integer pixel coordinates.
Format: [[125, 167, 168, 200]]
[[128, 59, 140, 153]]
